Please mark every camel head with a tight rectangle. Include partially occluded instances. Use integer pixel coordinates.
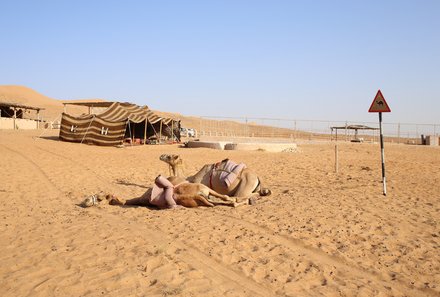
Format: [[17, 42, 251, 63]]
[[159, 154, 183, 166], [159, 154, 185, 177]]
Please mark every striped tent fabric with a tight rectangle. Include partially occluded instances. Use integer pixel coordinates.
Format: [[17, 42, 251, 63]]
[[59, 102, 178, 146]]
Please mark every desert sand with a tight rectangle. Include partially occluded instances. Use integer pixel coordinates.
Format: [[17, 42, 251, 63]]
[[0, 129, 439, 297]]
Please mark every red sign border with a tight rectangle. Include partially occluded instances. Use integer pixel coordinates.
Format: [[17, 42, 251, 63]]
[[369, 89, 391, 112]]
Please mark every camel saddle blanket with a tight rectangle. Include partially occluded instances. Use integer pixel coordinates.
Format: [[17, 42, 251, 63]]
[[212, 159, 247, 187]]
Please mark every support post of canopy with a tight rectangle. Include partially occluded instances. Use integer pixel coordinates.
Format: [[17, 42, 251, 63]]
[[345, 122, 348, 141], [132, 123, 135, 144], [13, 107, 16, 130], [144, 118, 147, 145], [159, 121, 163, 144], [171, 120, 174, 142]]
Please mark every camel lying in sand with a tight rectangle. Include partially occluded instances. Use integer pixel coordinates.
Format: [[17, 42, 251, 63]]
[[81, 176, 249, 208], [159, 154, 271, 198]]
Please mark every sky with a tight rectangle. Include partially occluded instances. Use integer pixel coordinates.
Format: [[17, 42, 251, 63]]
[[1, 0, 439, 124]]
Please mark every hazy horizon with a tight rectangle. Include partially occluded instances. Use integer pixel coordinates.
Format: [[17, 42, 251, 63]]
[[1, 1, 439, 124]]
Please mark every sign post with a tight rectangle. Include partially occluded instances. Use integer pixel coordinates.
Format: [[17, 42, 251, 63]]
[[368, 90, 391, 196]]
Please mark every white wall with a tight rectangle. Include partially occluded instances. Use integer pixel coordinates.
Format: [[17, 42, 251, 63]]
[[0, 118, 38, 129]]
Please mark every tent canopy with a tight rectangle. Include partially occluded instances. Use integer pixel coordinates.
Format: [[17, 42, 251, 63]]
[[59, 102, 180, 146]]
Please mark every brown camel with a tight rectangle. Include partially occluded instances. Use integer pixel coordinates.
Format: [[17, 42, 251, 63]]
[[81, 177, 249, 208], [159, 154, 271, 198]]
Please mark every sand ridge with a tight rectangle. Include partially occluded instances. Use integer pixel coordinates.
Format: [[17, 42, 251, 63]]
[[0, 130, 439, 296]]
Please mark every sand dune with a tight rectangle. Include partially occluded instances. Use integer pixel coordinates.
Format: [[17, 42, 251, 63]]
[[0, 129, 438, 296], [0, 85, 104, 121]]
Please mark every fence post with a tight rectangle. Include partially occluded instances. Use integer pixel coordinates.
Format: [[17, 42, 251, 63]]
[[397, 123, 401, 144], [416, 124, 419, 140], [345, 122, 348, 142], [294, 120, 297, 139]]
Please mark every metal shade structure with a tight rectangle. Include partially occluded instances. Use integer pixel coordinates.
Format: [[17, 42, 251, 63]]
[[330, 124, 379, 142]]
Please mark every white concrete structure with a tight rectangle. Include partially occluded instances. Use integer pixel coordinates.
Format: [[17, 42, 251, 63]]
[[186, 140, 297, 152], [0, 102, 43, 130], [426, 135, 439, 146], [0, 118, 38, 130], [186, 141, 230, 150], [225, 142, 297, 152]]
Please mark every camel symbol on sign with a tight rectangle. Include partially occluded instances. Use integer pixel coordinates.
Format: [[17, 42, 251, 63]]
[[369, 90, 391, 113]]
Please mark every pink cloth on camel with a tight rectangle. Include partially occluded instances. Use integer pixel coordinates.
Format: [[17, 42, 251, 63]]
[[149, 176, 187, 208], [217, 160, 246, 187]]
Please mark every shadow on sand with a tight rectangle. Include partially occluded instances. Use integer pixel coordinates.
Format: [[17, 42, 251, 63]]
[[115, 179, 148, 189], [34, 136, 60, 142], [76, 193, 160, 211]]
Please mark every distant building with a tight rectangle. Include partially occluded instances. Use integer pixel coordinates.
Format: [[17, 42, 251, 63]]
[[0, 102, 44, 130]]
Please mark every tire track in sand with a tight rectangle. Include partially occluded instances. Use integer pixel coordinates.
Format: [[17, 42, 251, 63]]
[[33, 144, 110, 184], [137, 230, 275, 297], [0, 143, 63, 195], [175, 241, 274, 296]]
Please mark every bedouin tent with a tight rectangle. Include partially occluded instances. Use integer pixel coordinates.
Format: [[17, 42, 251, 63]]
[[59, 102, 180, 146]]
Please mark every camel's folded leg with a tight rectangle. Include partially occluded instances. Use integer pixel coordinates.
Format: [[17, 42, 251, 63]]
[[236, 192, 259, 203], [206, 195, 236, 206], [106, 194, 125, 205], [175, 194, 214, 207], [203, 190, 251, 207], [207, 189, 238, 202], [205, 195, 249, 207], [106, 194, 151, 206]]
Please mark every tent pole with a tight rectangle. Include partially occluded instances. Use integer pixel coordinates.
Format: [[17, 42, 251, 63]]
[[144, 118, 147, 145], [128, 121, 133, 147], [13, 107, 16, 130], [132, 123, 135, 144], [178, 120, 181, 142], [150, 121, 158, 139], [171, 121, 174, 142], [159, 121, 163, 144], [81, 115, 95, 144]]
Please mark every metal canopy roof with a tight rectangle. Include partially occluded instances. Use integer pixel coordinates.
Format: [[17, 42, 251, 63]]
[[61, 101, 115, 108], [330, 125, 378, 130], [0, 101, 44, 111]]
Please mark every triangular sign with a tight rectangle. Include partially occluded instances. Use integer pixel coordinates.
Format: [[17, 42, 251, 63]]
[[369, 90, 391, 112]]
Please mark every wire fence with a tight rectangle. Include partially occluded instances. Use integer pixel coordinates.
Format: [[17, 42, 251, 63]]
[[190, 116, 439, 144]]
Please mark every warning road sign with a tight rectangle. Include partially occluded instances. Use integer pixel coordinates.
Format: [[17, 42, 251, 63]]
[[369, 90, 391, 112]]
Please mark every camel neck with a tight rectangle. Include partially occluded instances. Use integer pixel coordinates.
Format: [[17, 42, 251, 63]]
[[172, 165, 186, 178]]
